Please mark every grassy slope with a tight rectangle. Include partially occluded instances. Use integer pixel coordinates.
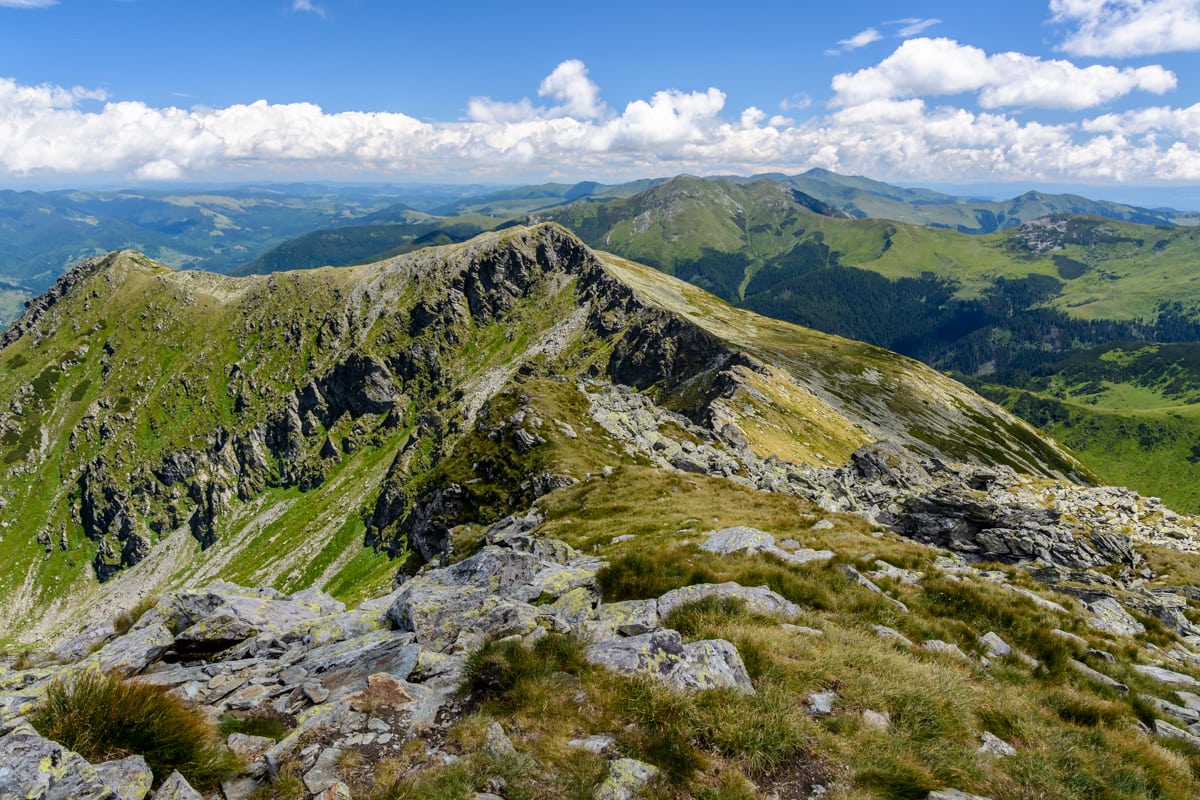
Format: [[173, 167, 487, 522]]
[[362, 466, 1200, 800], [599, 252, 1090, 480]]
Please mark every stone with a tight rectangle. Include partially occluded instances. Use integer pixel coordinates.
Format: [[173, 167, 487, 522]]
[[700, 526, 776, 555], [387, 537, 598, 652], [153, 771, 203, 800], [568, 734, 617, 754], [1176, 691, 1200, 712], [811, 520, 835, 530], [93, 755, 152, 800], [977, 731, 1016, 757], [227, 733, 275, 776], [51, 618, 117, 664], [979, 632, 1011, 659], [1154, 719, 1200, 749], [698, 524, 833, 566], [484, 721, 517, 757], [0, 723, 115, 799], [317, 782, 354, 800], [869, 560, 922, 585], [84, 621, 174, 675], [837, 565, 908, 612], [589, 600, 660, 638], [1085, 597, 1145, 636], [872, 625, 915, 648], [656, 582, 801, 620], [1050, 629, 1087, 648], [551, 587, 598, 626], [594, 757, 659, 800], [781, 624, 824, 637], [303, 747, 344, 794], [923, 640, 968, 660], [585, 629, 753, 692], [157, 583, 331, 658], [220, 776, 260, 800], [1008, 587, 1069, 614], [927, 791, 993, 800], [1133, 664, 1200, 687], [1069, 659, 1128, 693], [1139, 694, 1200, 725], [862, 709, 890, 732], [806, 691, 837, 716]]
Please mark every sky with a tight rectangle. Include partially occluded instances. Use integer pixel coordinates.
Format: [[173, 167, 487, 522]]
[[3, 0, 1200, 202]]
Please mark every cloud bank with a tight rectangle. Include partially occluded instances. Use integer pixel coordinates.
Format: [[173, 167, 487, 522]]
[[2, 45, 1200, 185], [1052, 0, 1200, 57]]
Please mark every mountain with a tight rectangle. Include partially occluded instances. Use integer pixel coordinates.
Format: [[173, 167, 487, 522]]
[[3, 226, 1200, 799], [0, 184, 513, 325], [531, 178, 1200, 510], [775, 168, 1179, 232], [428, 178, 665, 218], [0, 223, 1089, 639]]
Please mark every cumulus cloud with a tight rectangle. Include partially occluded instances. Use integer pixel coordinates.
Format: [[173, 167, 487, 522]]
[[1052, 0, 1200, 56], [2, 60, 1200, 185], [832, 37, 1176, 109], [537, 59, 605, 119]]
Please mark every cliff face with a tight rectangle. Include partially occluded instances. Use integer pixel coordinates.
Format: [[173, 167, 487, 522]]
[[0, 224, 1093, 637]]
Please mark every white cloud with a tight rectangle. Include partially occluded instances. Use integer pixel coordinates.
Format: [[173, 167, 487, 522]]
[[291, 0, 325, 16], [779, 93, 812, 111], [537, 59, 605, 119], [839, 28, 884, 50], [893, 17, 942, 37], [2, 61, 1200, 186], [831, 37, 1176, 110], [0, 0, 57, 7], [1052, 0, 1200, 57]]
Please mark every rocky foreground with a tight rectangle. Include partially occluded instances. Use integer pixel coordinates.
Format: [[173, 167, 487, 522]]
[[3, 440, 1200, 799]]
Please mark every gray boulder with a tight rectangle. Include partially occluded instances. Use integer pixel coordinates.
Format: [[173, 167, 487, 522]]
[[84, 621, 174, 674], [594, 757, 659, 800], [585, 629, 753, 692], [1085, 597, 1145, 636], [656, 582, 801, 620], [0, 723, 116, 799], [152, 771, 203, 800], [94, 755, 152, 800]]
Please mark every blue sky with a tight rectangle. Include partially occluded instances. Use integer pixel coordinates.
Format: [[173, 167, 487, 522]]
[[2, 0, 1200, 199]]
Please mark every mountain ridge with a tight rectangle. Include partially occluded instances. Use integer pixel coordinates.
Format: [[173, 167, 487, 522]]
[[0, 223, 1089, 641]]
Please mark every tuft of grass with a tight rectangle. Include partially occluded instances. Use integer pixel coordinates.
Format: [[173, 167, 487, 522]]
[[854, 754, 941, 800], [28, 670, 238, 790], [596, 548, 719, 602], [112, 594, 160, 637], [461, 633, 588, 708], [218, 707, 294, 740]]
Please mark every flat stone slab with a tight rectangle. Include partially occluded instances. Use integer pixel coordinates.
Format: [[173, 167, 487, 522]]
[[1134, 664, 1200, 687]]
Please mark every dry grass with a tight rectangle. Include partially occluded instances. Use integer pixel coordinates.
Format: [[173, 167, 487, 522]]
[[28, 669, 238, 790]]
